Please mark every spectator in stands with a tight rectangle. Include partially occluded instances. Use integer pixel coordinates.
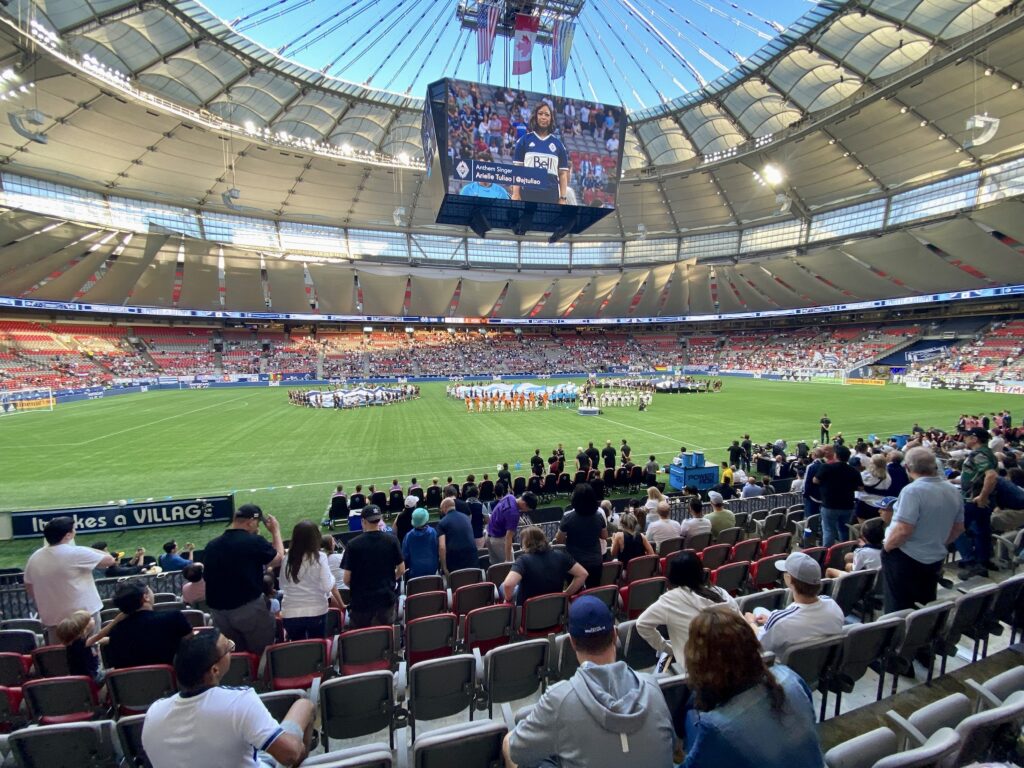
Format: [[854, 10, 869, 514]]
[[747, 552, 843, 658], [464, 484, 487, 546], [682, 607, 824, 768], [680, 497, 712, 541], [25, 516, 114, 640], [55, 610, 112, 684], [486, 489, 537, 565], [609, 512, 654, 566], [437, 497, 478, 575], [740, 476, 765, 499], [955, 427, 1000, 578], [503, 596, 674, 768], [502, 526, 587, 605], [105, 581, 192, 669], [556, 483, 608, 588], [720, 462, 733, 487], [789, 466, 805, 494], [395, 495, 417, 543], [203, 503, 283, 658], [341, 505, 404, 628], [322, 535, 344, 589], [91, 542, 145, 578], [158, 540, 194, 571], [181, 563, 206, 607], [706, 491, 735, 537], [403, 508, 439, 578], [826, 517, 885, 579], [643, 454, 660, 486], [142, 629, 314, 767], [646, 501, 681, 550], [856, 453, 892, 521], [813, 445, 863, 547], [280, 520, 342, 641], [636, 552, 739, 674], [881, 447, 964, 611], [326, 484, 348, 526], [643, 486, 665, 528]]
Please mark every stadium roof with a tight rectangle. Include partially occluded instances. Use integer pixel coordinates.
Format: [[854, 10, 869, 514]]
[[0, 0, 1020, 315]]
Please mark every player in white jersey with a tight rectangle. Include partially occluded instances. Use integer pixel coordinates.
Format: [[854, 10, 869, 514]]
[[511, 103, 570, 205]]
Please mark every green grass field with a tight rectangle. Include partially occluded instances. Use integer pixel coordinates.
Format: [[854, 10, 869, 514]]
[[0, 379, 1013, 566]]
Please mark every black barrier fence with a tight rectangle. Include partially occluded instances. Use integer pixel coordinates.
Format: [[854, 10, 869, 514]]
[[0, 570, 186, 624]]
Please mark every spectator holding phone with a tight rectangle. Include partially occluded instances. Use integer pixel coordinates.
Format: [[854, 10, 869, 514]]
[[202, 503, 284, 657]]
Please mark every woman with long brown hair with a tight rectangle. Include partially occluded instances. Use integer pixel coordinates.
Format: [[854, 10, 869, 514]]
[[680, 607, 823, 767], [280, 520, 343, 640]]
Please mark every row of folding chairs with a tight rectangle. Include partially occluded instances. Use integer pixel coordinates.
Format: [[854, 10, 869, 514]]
[[0, 696, 511, 768], [825, 666, 1024, 768], [774, 574, 1024, 723]]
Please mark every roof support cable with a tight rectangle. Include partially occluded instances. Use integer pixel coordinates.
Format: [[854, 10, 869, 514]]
[[649, 0, 758, 63], [280, 0, 383, 58], [681, 0, 777, 40], [360, 0, 442, 85], [397, 0, 458, 93], [635, 0, 736, 72], [568, 57, 598, 103], [599, 2, 673, 102], [699, 0, 787, 34], [328, 0, 424, 77], [618, 0, 707, 89], [234, 0, 317, 32], [576, 15, 639, 109]]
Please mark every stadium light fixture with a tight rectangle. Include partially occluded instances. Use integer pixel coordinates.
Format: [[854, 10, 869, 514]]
[[761, 163, 785, 187], [393, 206, 406, 227], [636, 223, 647, 240], [965, 114, 1000, 147]]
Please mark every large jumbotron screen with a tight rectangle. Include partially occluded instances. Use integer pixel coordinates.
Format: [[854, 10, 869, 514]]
[[423, 78, 626, 238]]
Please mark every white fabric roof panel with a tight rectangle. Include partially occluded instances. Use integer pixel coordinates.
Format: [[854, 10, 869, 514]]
[[0, 222, 90, 273], [814, 15, 933, 78], [636, 119, 696, 166], [843, 231, 987, 293], [796, 247, 900, 298], [723, 80, 803, 137], [223, 254, 266, 312], [621, 126, 649, 172], [970, 200, 1024, 242], [177, 242, 220, 311], [358, 271, 404, 317], [764, 256, 847, 304], [306, 264, 355, 314], [600, 271, 647, 317], [83, 232, 156, 304], [685, 266, 715, 314], [127, 239, 179, 306], [331, 105, 394, 153], [455, 279, 505, 317], [919, 217, 1024, 284], [28, 239, 115, 300], [265, 258, 313, 314], [408, 275, 457, 316], [273, 92, 350, 140], [779, 134, 880, 209], [767, 50, 862, 111], [679, 104, 745, 155], [733, 263, 801, 307]]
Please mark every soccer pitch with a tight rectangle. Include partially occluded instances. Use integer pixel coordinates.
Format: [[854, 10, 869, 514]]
[[0, 379, 1012, 566]]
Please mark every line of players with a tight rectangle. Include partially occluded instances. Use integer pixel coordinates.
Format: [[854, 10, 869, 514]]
[[463, 390, 560, 412], [580, 390, 651, 408]]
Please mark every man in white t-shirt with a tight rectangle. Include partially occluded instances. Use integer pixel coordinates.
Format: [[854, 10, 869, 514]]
[[24, 517, 114, 639], [645, 502, 681, 550], [746, 551, 843, 658], [142, 629, 313, 768]]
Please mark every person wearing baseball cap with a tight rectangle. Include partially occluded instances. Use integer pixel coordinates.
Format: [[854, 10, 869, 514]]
[[503, 596, 674, 768], [340, 505, 404, 629], [401, 508, 438, 579], [955, 426, 1000, 578], [745, 552, 843, 658]]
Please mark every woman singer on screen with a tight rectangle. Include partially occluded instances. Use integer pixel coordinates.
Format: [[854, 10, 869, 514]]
[[510, 102, 569, 205]]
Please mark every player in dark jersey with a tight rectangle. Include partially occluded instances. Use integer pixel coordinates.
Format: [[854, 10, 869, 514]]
[[510, 102, 569, 205]]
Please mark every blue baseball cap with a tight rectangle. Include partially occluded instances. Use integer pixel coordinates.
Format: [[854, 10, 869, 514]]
[[568, 596, 614, 638]]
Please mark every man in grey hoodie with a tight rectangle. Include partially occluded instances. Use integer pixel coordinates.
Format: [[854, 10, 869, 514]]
[[503, 596, 675, 768]]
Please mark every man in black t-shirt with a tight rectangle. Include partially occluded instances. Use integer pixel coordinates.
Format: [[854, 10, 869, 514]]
[[530, 450, 545, 477], [727, 440, 745, 469], [620, 439, 631, 466], [498, 464, 512, 487], [740, 436, 753, 471], [203, 503, 283, 657], [341, 505, 405, 628], [106, 581, 192, 669], [601, 440, 616, 469], [812, 445, 862, 548], [820, 413, 832, 443], [585, 442, 601, 472], [575, 447, 590, 474]]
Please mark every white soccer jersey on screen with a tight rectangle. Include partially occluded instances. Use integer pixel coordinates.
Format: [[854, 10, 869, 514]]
[[523, 147, 560, 177]]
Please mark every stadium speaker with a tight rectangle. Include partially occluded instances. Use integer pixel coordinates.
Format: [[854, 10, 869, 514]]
[[8, 109, 46, 144], [221, 187, 241, 210], [549, 208, 579, 244], [469, 208, 491, 239], [512, 204, 536, 237]]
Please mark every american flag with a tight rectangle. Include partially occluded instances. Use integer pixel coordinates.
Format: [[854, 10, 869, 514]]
[[477, 2, 500, 65], [551, 18, 575, 80]]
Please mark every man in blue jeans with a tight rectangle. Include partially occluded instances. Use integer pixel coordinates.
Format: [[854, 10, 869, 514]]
[[812, 445, 862, 547], [955, 428, 1000, 579]]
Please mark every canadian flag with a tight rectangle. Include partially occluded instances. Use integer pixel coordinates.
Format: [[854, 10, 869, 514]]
[[512, 13, 539, 75]]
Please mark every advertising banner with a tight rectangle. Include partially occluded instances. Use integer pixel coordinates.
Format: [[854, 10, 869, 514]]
[[9, 495, 234, 539]]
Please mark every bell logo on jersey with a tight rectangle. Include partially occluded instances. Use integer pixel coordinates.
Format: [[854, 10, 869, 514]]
[[525, 152, 558, 176]]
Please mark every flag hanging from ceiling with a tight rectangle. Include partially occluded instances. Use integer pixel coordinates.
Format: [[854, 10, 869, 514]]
[[476, 2, 500, 65], [512, 13, 539, 75], [550, 18, 575, 80]]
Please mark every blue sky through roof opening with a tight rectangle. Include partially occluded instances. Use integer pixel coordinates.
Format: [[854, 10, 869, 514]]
[[205, 0, 819, 110]]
